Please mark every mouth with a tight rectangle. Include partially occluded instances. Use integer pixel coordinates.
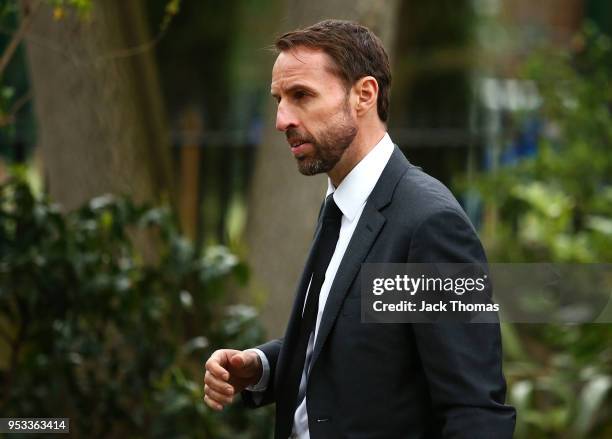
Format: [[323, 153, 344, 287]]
[[288, 139, 312, 157]]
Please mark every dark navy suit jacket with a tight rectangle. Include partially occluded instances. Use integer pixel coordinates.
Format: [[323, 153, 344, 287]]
[[244, 146, 516, 438]]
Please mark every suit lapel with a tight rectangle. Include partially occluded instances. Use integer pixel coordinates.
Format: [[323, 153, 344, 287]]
[[310, 146, 411, 368]]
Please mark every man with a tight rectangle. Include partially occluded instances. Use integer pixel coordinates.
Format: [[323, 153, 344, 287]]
[[204, 19, 516, 438]]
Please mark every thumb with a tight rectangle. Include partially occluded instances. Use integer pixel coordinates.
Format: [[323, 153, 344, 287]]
[[229, 351, 257, 373], [229, 352, 246, 369]]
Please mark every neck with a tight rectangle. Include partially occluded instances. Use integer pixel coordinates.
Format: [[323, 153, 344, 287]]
[[328, 122, 386, 187]]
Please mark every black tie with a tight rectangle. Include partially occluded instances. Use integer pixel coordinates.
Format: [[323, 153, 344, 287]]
[[279, 194, 343, 436]]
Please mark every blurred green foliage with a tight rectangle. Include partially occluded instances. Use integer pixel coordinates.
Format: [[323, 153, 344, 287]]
[[0, 170, 273, 438], [469, 25, 612, 438]]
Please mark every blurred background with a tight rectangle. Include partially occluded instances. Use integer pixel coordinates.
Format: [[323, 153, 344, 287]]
[[1, 0, 611, 437]]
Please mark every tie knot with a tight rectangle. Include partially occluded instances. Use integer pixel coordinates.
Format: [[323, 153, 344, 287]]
[[322, 194, 343, 224]]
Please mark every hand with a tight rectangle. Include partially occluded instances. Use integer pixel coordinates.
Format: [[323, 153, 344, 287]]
[[203, 349, 263, 411]]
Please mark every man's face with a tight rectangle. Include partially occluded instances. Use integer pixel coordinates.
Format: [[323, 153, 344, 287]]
[[271, 47, 358, 176]]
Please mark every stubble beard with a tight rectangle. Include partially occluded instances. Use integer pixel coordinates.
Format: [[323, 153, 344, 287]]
[[289, 99, 358, 176]]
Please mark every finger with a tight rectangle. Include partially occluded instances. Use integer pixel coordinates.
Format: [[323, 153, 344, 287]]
[[205, 384, 233, 405], [205, 354, 230, 381], [204, 371, 234, 395], [204, 394, 223, 411]]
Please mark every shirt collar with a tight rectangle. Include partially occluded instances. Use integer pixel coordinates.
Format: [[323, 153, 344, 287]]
[[326, 132, 395, 222]]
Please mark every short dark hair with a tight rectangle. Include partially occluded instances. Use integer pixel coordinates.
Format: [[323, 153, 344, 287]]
[[274, 19, 392, 123]]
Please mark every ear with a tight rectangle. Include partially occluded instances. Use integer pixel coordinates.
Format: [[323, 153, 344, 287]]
[[353, 76, 379, 117]]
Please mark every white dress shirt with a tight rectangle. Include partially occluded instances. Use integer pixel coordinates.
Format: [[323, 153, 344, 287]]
[[247, 133, 395, 438]]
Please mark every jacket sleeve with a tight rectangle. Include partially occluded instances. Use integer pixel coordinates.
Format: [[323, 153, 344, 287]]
[[241, 338, 283, 408], [407, 208, 516, 438]]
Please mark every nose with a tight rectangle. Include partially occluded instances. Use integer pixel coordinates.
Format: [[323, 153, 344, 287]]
[[275, 102, 298, 132]]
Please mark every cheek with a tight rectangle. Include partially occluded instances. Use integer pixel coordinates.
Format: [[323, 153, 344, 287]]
[[315, 101, 346, 123], [303, 95, 351, 132], [300, 106, 330, 131], [327, 102, 353, 127]]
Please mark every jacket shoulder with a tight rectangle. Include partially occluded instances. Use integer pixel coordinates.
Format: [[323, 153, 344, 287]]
[[387, 163, 469, 226]]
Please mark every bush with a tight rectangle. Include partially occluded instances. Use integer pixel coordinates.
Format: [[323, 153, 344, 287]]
[[466, 26, 612, 438], [0, 171, 273, 438]]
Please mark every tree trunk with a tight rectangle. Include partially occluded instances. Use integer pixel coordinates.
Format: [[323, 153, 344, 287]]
[[246, 0, 400, 337], [22, 0, 172, 210]]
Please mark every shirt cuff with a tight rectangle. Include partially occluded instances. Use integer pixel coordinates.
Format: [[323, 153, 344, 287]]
[[244, 348, 270, 392]]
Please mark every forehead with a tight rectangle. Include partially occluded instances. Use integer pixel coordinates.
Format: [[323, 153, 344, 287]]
[[271, 47, 341, 92]]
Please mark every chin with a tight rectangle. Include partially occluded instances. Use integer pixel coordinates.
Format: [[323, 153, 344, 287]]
[[296, 158, 326, 176]]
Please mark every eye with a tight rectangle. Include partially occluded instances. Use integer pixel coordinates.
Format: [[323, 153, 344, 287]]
[[294, 90, 308, 100]]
